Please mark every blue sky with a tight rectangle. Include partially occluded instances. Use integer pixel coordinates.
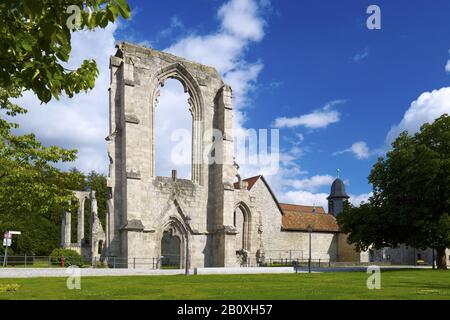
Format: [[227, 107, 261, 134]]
[[14, 0, 450, 209]]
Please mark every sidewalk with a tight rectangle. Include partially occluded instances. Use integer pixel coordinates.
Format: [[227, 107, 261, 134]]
[[0, 265, 430, 279]]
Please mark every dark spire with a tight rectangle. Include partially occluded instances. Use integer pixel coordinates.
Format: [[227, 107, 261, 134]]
[[327, 175, 349, 200]]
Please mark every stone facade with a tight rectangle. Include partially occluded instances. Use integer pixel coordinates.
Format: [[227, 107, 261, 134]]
[[245, 177, 338, 262], [106, 42, 237, 267]]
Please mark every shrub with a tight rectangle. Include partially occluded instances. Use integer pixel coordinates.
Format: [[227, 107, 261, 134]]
[[0, 284, 20, 293], [95, 261, 108, 269], [50, 248, 83, 267]]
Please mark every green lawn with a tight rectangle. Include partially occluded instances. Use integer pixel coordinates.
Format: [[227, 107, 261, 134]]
[[0, 270, 449, 300]]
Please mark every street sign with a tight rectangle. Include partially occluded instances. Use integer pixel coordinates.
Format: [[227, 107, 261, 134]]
[[3, 232, 12, 247], [3, 231, 20, 267]]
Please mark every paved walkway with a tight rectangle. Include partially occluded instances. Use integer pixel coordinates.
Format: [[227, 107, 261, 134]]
[[0, 267, 299, 278], [0, 265, 430, 279]]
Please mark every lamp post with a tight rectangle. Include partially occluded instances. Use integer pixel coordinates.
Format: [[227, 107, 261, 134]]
[[184, 215, 191, 276], [307, 225, 313, 274]]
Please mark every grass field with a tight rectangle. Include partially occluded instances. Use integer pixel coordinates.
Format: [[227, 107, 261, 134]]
[[0, 270, 449, 300]]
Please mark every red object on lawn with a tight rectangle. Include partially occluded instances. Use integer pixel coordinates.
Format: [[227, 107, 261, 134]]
[[61, 256, 65, 268]]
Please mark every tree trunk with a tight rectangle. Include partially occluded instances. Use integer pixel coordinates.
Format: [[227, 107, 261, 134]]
[[436, 248, 447, 270]]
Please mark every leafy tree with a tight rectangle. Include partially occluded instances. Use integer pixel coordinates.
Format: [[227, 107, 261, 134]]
[[0, 1, 130, 254], [0, 0, 130, 114], [0, 168, 106, 255], [50, 248, 83, 267], [338, 114, 450, 269]]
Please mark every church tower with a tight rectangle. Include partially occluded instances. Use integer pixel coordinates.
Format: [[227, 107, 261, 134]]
[[327, 170, 350, 217]]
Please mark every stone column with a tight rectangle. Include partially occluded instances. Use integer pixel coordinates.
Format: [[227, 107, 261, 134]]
[[61, 211, 71, 247], [64, 211, 71, 246], [213, 85, 238, 267]]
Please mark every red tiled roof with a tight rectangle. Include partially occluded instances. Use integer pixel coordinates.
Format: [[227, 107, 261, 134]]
[[280, 203, 339, 233], [279, 203, 326, 214], [234, 175, 261, 190]]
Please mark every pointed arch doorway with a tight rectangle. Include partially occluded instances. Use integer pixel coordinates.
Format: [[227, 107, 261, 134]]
[[160, 219, 187, 269]]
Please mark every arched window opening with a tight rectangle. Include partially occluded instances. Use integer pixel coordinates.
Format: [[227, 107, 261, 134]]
[[155, 79, 192, 180], [71, 204, 78, 244], [234, 206, 246, 251], [83, 198, 91, 244], [98, 240, 103, 255]]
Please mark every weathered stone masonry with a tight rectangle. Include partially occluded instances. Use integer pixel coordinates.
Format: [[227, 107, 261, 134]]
[[106, 42, 238, 267], [102, 43, 365, 268]]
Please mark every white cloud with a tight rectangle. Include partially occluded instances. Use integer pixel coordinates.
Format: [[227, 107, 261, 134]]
[[273, 100, 344, 129], [167, 34, 245, 74], [278, 183, 372, 211], [12, 24, 117, 173], [218, 0, 265, 41], [386, 87, 450, 143], [349, 193, 372, 206], [286, 175, 334, 192], [334, 141, 370, 160], [224, 62, 263, 109], [352, 47, 369, 62], [159, 16, 184, 39], [280, 190, 330, 210]]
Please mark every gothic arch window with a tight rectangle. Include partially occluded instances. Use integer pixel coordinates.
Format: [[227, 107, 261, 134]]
[[154, 79, 192, 179], [82, 196, 91, 244], [234, 203, 252, 252], [151, 63, 205, 185]]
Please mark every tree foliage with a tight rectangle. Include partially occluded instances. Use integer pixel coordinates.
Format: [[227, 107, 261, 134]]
[[0, 1, 129, 255], [0, 0, 130, 111], [0, 168, 107, 255], [338, 114, 450, 269]]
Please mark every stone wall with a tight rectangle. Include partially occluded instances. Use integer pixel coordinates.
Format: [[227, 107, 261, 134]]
[[249, 178, 338, 262], [337, 233, 361, 262], [371, 245, 434, 265]]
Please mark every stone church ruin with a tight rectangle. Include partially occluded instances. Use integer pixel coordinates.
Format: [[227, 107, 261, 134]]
[[61, 42, 444, 268]]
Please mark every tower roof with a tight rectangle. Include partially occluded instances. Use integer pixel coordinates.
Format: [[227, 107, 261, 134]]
[[327, 178, 349, 199]]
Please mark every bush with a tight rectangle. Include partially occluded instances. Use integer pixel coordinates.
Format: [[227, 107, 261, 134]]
[[0, 284, 20, 293], [50, 248, 83, 267], [95, 261, 108, 269]]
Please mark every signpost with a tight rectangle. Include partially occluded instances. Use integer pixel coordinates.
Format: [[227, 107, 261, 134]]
[[2, 231, 21, 267]]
